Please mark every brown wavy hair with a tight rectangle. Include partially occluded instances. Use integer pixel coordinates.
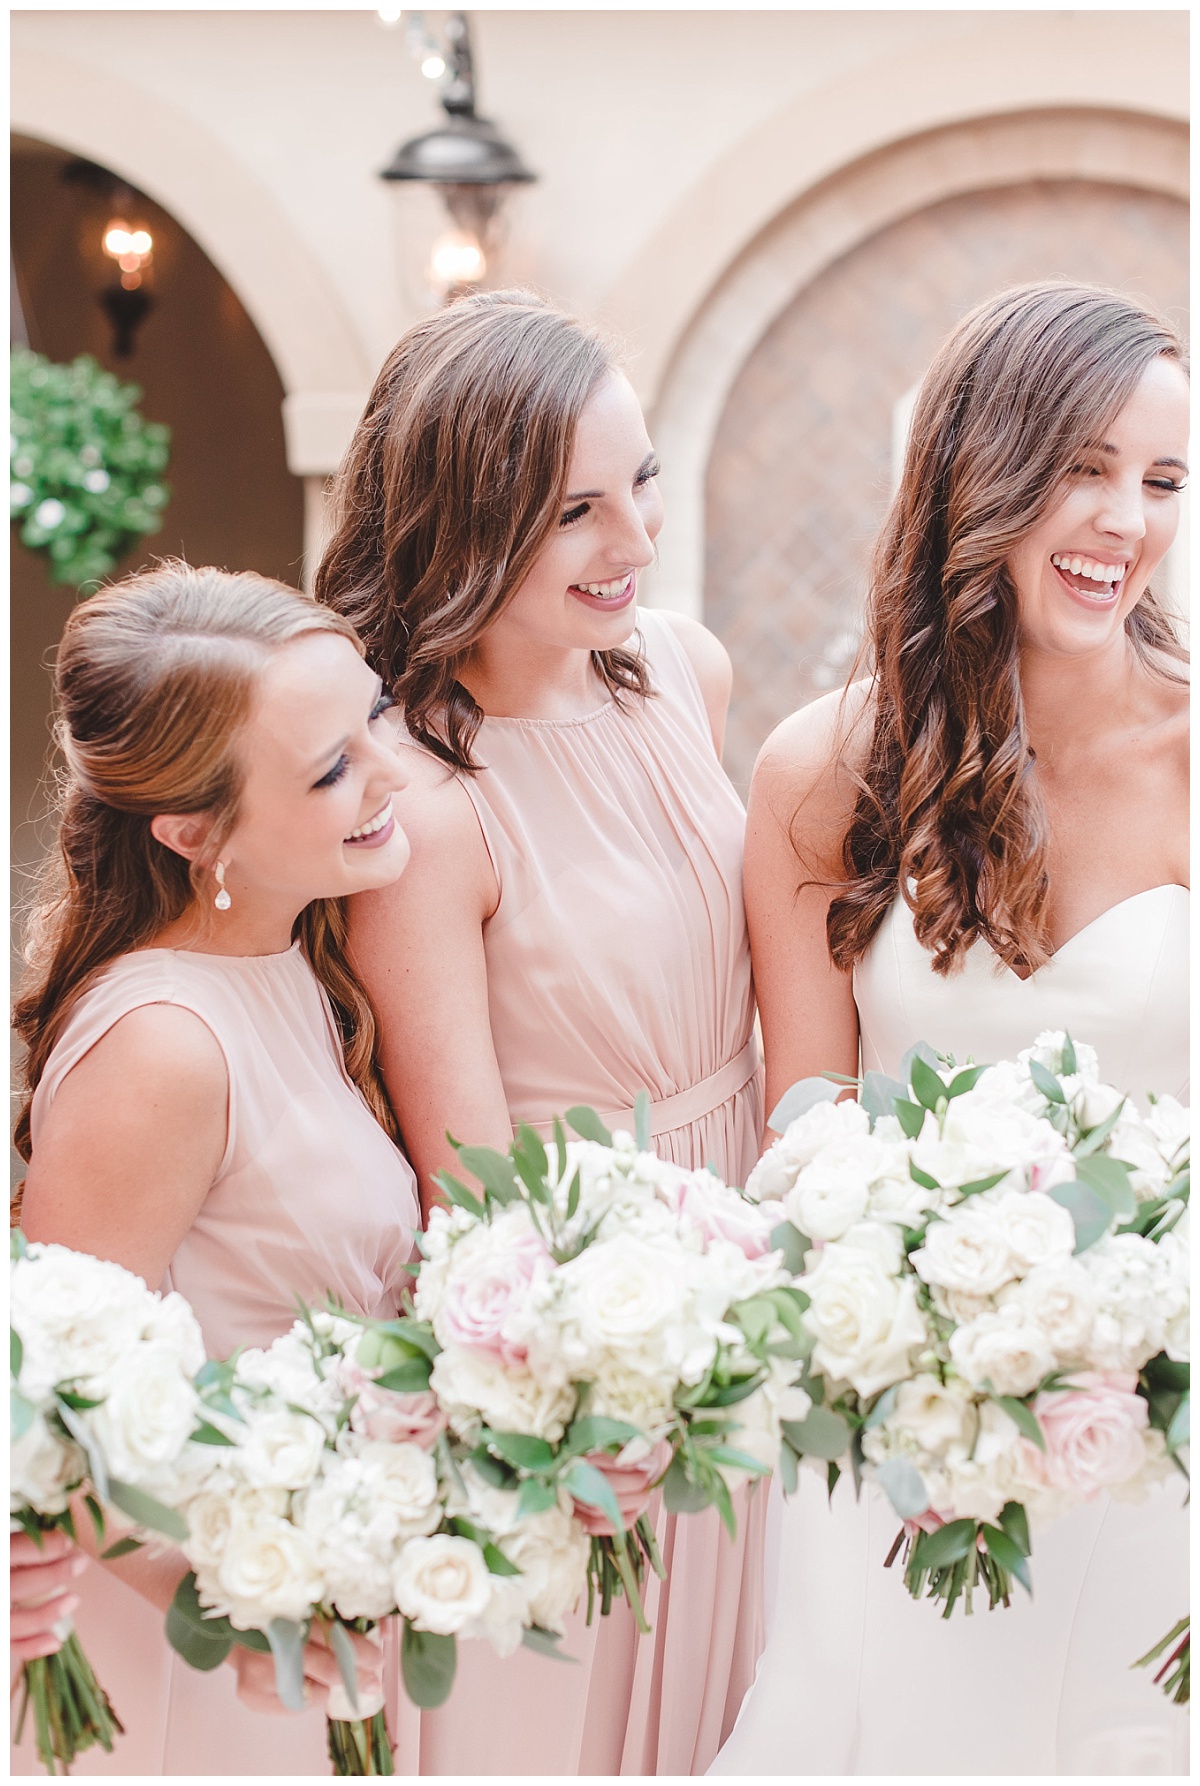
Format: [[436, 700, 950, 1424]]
[[314, 289, 651, 770], [825, 281, 1187, 977], [13, 561, 398, 1170]]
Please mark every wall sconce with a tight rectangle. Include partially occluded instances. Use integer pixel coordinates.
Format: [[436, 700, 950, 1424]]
[[62, 161, 157, 358], [379, 11, 535, 302]]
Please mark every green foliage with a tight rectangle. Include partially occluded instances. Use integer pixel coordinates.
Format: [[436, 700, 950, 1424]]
[[400, 1623, 456, 1708], [10, 348, 170, 589]]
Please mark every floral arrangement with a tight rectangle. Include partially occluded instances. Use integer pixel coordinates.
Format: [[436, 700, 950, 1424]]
[[10, 347, 170, 589], [10, 1232, 202, 1774], [746, 1032, 1189, 1628], [416, 1102, 810, 1626]]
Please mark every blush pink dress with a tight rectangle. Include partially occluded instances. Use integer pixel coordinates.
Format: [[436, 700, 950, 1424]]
[[388, 608, 767, 1776], [11, 942, 420, 1778]]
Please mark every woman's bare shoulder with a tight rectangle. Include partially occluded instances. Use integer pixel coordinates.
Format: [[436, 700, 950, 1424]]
[[753, 680, 875, 801]]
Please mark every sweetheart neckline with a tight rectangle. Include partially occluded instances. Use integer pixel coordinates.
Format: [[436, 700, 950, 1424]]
[[984, 884, 1188, 984]]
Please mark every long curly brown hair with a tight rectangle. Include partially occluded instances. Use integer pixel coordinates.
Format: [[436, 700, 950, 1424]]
[[314, 289, 651, 771], [824, 281, 1187, 977], [13, 562, 398, 1170]]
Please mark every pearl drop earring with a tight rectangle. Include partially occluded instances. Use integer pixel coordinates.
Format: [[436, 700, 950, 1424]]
[[214, 861, 232, 912]]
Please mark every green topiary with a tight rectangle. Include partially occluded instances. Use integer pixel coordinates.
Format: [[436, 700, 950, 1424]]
[[10, 347, 171, 590]]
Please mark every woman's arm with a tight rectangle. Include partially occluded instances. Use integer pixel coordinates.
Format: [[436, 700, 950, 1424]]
[[745, 687, 870, 1137], [348, 753, 513, 1215]]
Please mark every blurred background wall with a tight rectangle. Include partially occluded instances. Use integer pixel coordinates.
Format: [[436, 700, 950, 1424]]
[[11, 8, 1190, 834]]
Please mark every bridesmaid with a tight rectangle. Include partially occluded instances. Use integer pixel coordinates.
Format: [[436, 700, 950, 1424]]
[[315, 290, 766, 1775], [13, 562, 420, 1774]]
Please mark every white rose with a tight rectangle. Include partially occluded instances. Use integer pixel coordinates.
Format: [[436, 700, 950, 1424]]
[[180, 1487, 236, 1571], [495, 1503, 589, 1634], [785, 1144, 872, 1241], [1143, 1095, 1190, 1166], [948, 1308, 1056, 1397], [914, 1099, 1073, 1197], [800, 1239, 928, 1399], [1020, 1032, 1100, 1084], [238, 1409, 328, 1490], [143, 1293, 207, 1377], [212, 1513, 324, 1628], [1072, 1080, 1125, 1134], [553, 1239, 696, 1380], [429, 1346, 575, 1443], [359, 1441, 443, 1540], [721, 1362, 813, 1487], [990, 1190, 1076, 1275], [11, 1414, 83, 1515], [393, 1534, 494, 1635], [86, 1344, 201, 1487], [911, 1207, 1016, 1298], [892, 1375, 976, 1457], [1000, 1259, 1097, 1362], [942, 1398, 1024, 1523], [11, 1245, 152, 1398], [748, 1101, 871, 1202], [1105, 1118, 1172, 1202]]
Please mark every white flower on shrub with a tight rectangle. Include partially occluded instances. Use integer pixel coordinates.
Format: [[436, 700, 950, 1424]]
[[392, 1533, 494, 1635]]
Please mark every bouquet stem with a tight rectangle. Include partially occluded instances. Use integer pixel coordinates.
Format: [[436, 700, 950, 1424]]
[[327, 1711, 395, 1775], [1134, 1618, 1189, 1706], [16, 1629, 123, 1775]]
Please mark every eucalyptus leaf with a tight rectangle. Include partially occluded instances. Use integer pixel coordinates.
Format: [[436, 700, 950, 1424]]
[[702, 1373, 768, 1408], [521, 1624, 577, 1662], [517, 1477, 559, 1520], [874, 1456, 929, 1518], [778, 1440, 799, 1496], [1028, 1059, 1065, 1104], [909, 1054, 949, 1113], [1060, 1034, 1077, 1075], [266, 1618, 308, 1714], [731, 1296, 776, 1346], [486, 1430, 556, 1472], [781, 1404, 851, 1461], [769, 1221, 810, 1275], [1167, 1394, 1190, 1452], [1072, 1096, 1127, 1159], [661, 1454, 712, 1515], [189, 1419, 236, 1447], [107, 1477, 188, 1541], [980, 1522, 1032, 1593], [768, 1077, 839, 1135], [455, 1145, 521, 1205], [327, 1619, 361, 1715], [1049, 1181, 1113, 1253], [909, 1161, 939, 1192], [563, 1460, 625, 1532], [482, 1542, 523, 1578], [565, 1106, 613, 1146], [863, 1385, 899, 1429], [11, 1388, 34, 1443], [166, 1572, 235, 1672], [1074, 1154, 1137, 1218], [564, 1415, 642, 1456], [860, 1071, 907, 1124], [401, 1622, 458, 1709], [992, 1395, 1046, 1452], [432, 1171, 485, 1219], [11, 1326, 24, 1382], [955, 1170, 1010, 1200], [633, 1090, 652, 1152], [898, 1040, 940, 1085]]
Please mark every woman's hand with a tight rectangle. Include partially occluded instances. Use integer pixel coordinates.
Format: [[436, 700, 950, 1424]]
[[10, 1529, 87, 1663], [232, 1622, 383, 1717]]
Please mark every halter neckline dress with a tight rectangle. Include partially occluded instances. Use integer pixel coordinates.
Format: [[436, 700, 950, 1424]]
[[389, 607, 767, 1777], [710, 882, 1189, 1777], [11, 943, 420, 1778]]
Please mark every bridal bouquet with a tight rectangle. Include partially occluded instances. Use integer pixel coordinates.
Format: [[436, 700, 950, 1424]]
[[746, 1033, 1189, 1621], [10, 1231, 201, 1774], [164, 1302, 596, 1773], [416, 1102, 810, 1628]]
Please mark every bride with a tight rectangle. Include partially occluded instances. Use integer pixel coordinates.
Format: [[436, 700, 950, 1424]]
[[715, 282, 1189, 1775]]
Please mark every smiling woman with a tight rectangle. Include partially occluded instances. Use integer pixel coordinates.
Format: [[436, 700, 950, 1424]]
[[316, 291, 766, 1776], [12, 562, 419, 1775]]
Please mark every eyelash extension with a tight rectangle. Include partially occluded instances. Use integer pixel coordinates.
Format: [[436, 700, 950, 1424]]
[[558, 460, 663, 529], [313, 692, 396, 789]]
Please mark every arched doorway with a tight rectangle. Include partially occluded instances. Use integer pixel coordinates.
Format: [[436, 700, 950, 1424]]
[[10, 133, 305, 893], [703, 177, 1188, 792]]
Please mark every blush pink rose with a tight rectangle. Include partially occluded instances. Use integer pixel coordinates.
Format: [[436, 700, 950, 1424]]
[[662, 1175, 775, 1260], [438, 1232, 552, 1364], [338, 1363, 447, 1450], [570, 1443, 672, 1537], [1031, 1372, 1149, 1498]]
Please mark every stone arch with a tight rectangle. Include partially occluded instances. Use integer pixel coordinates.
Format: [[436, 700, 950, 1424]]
[[641, 105, 1188, 618]]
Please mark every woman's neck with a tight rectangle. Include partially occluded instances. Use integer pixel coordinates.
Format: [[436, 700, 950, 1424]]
[[1018, 634, 1153, 760], [459, 629, 610, 722], [149, 898, 301, 959]]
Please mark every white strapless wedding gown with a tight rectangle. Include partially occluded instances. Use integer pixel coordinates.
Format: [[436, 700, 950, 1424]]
[[711, 885, 1189, 1777]]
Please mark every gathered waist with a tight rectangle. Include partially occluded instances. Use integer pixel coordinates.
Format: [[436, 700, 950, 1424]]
[[528, 1036, 760, 1143]]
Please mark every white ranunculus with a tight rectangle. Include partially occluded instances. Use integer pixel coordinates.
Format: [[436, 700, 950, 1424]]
[[990, 1190, 1076, 1275], [11, 1414, 83, 1515], [212, 1513, 324, 1628], [238, 1408, 328, 1490], [429, 1346, 575, 1443], [800, 1238, 928, 1399], [892, 1374, 976, 1457], [1000, 1259, 1097, 1362], [86, 1343, 201, 1488], [392, 1534, 494, 1635], [948, 1308, 1056, 1397], [910, 1207, 1016, 1298]]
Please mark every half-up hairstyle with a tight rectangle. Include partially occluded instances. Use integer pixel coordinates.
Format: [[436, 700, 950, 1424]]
[[14, 561, 398, 1163], [314, 289, 651, 771], [825, 281, 1187, 978]]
